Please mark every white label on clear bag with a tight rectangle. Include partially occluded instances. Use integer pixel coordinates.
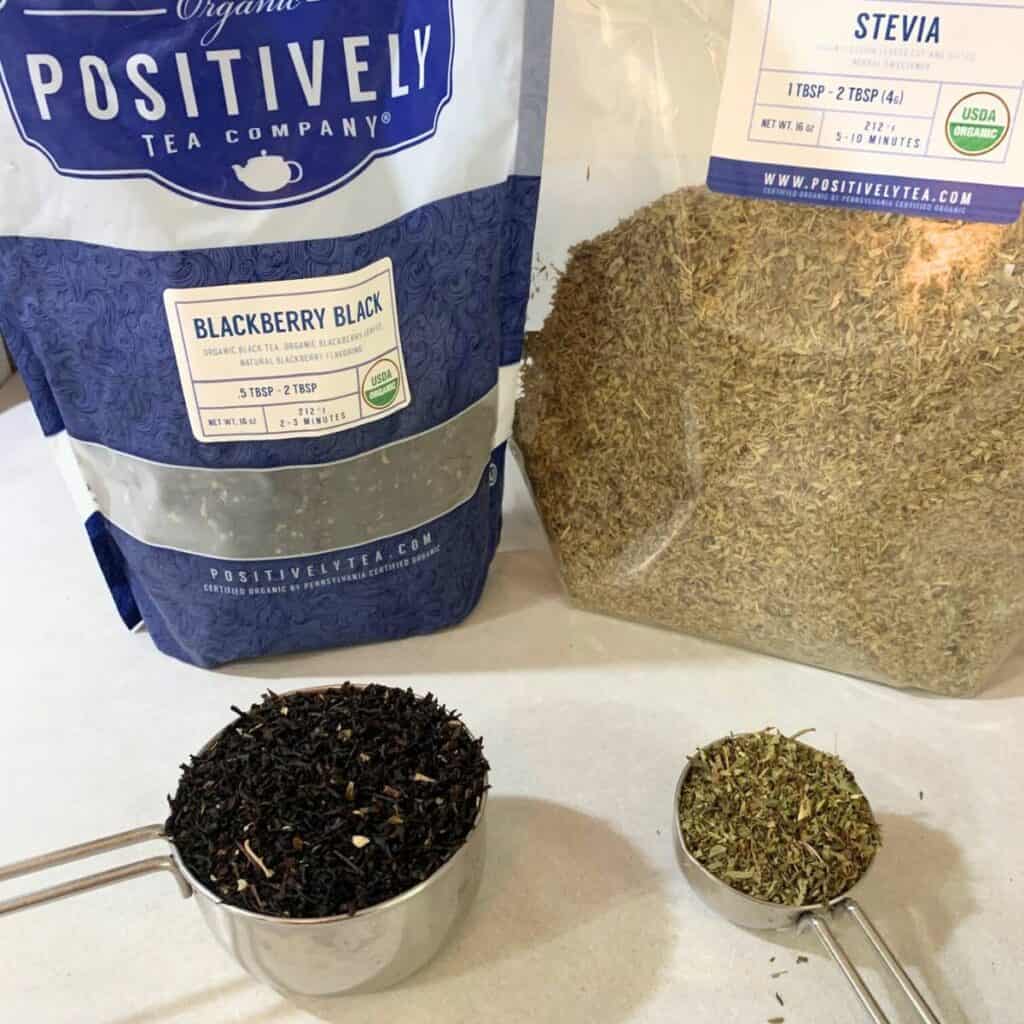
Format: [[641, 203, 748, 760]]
[[709, 0, 1024, 222], [164, 259, 411, 443]]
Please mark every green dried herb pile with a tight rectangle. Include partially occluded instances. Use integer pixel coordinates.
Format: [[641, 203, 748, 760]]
[[516, 187, 1024, 695], [678, 730, 881, 906]]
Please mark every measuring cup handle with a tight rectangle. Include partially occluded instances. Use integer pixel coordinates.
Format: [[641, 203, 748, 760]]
[[804, 900, 943, 1024], [0, 824, 191, 917], [841, 899, 943, 1024], [806, 910, 891, 1024]]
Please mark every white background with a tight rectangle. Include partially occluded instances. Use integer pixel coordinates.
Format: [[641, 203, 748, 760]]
[[2, 368, 1021, 1024], [528, 0, 732, 327]]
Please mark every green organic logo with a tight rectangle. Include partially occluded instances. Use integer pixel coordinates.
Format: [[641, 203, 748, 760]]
[[946, 92, 1011, 156], [363, 358, 401, 410]]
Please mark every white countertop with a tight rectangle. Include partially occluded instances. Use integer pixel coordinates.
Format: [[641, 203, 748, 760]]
[[1, 371, 1020, 1024]]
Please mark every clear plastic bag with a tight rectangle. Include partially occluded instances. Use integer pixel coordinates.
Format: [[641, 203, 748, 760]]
[[518, 0, 1024, 696]]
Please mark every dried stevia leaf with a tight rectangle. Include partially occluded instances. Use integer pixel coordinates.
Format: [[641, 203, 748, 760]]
[[678, 729, 882, 906], [516, 188, 1024, 696]]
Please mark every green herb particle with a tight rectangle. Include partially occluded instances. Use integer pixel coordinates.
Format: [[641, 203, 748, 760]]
[[678, 729, 881, 906]]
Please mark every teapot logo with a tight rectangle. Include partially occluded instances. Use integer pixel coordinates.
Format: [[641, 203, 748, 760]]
[[232, 151, 304, 193], [0, 0, 454, 208]]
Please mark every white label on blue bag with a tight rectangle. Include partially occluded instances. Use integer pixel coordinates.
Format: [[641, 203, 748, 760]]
[[164, 258, 411, 442], [709, 0, 1024, 222]]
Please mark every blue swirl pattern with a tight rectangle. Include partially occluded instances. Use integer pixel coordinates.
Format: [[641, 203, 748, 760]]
[[105, 446, 506, 668], [1, 177, 538, 463], [1, 178, 538, 666]]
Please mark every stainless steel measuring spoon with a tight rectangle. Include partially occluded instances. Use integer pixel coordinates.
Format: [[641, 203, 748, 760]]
[[673, 738, 942, 1024], [0, 686, 488, 999]]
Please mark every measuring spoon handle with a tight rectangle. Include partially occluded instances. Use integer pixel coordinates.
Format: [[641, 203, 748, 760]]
[[0, 825, 191, 917], [807, 911, 891, 1024], [843, 899, 943, 1024], [805, 899, 942, 1024]]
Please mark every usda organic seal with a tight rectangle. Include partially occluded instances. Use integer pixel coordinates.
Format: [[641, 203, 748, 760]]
[[946, 91, 1011, 157], [363, 358, 402, 411]]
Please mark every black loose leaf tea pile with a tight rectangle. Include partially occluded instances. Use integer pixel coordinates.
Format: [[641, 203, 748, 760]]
[[166, 686, 489, 918], [678, 729, 882, 907]]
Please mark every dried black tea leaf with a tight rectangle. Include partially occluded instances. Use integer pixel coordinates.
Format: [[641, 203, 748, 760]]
[[678, 729, 881, 907], [166, 685, 488, 919]]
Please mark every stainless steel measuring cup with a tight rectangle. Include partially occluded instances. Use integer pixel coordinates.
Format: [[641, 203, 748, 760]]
[[673, 737, 942, 1024], [0, 687, 488, 999]]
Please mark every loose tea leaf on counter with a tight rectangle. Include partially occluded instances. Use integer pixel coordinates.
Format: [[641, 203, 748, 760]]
[[678, 729, 881, 906], [516, 187, 1024, 695], [166, 685, 489, 919]]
